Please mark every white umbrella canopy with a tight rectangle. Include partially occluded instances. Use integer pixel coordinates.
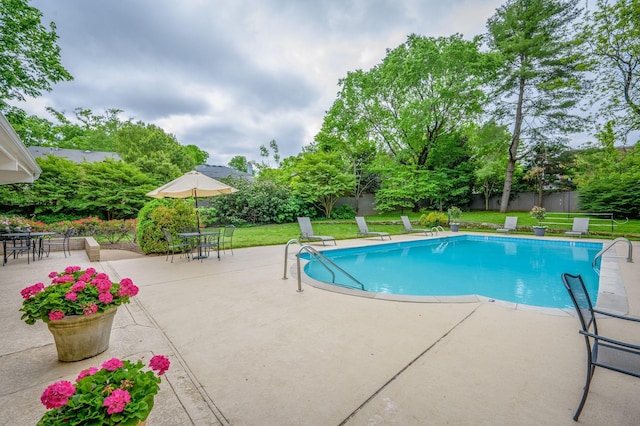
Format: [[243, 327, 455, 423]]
[[146, 170, 237, 229], [146, 170, 237, 199]]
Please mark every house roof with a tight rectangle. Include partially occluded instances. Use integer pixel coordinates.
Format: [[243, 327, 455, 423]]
[[196, 164, 253, 181], [0, 114, 41, 184], [28, 146, 121, 163]]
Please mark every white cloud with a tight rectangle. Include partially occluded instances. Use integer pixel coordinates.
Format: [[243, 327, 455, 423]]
[[19, 0, 507, 166]]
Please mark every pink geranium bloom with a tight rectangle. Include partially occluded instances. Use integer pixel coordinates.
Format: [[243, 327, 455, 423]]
[[101, 358, 124, 371], [20, 282, 45, 299], [85, 267, 96, 275], [93, 279, 112, 293], [76, 367, 98, 382], [70, 281, 86, 292], [117, 278, 139, 297], [79, 273, 93, 282], [98, 292, 113, 304], [48, 271, 58, 278], [83, 303, 98, 315], [65, 292, 78, 301], [48, 311, 65, 321], [41, 380, 75, 409], [149, 355, 171, 376], [103, 388, 131, 414], [64, 266, 81, 274], [95, 272, 109, 280]]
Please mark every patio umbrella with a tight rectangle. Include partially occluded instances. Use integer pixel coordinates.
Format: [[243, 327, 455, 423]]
[[146, 170, 237, 229]]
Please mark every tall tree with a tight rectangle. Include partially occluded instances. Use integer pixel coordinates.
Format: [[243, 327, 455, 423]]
[[582, 0, 640, 136], [228, 155, 249, 172], [486, 0, 587, 212], [319, 34, 494, 211], [290, 151, 354, 218], [0, 0, 72, 111]]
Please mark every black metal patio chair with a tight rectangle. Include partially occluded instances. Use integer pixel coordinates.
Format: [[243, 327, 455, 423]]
[[221, 225, 236, 254], [44, 227, 75, 258], [561, 273, 640, 421], [162, 228, 191, 263]]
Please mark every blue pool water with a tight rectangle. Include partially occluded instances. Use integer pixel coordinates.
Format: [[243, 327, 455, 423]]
[[303, 236, 602, 309]]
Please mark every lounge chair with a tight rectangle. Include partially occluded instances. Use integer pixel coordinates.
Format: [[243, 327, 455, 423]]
[[565, 218, 589, 237], [355, 216, 391, 240], [297, 217, 336, 246], [561, 273, 640, 421], [401, 216, 433, 236], [496, 216, 518, 233]]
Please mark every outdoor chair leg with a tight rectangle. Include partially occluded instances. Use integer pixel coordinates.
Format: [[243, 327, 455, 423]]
[[574, 364, 595, 421]]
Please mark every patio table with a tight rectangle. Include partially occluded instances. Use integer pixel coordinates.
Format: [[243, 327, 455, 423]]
[[1, 232, 32, 264], [177, 231, 221, 261]]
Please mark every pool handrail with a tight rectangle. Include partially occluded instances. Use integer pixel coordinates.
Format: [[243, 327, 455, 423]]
[[295, 245, 365, 293], [592, 237, 633, 274]]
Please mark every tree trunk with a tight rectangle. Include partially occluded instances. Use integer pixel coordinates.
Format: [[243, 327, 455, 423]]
[[499, 72, 526, 213]]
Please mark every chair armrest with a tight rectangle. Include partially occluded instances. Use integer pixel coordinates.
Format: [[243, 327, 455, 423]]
[[579, 331, 640, 351], [593, 309, 640, 322]]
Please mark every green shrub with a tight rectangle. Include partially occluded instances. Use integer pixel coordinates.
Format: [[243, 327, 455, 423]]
[[211, 178, 315, 225], [419, 211, 448, 227], [331, 204, 356, 219], [136, 199, 196, 254]]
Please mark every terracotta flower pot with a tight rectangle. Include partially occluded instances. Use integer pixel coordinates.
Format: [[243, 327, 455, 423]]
[[47, 307, 117, 362]]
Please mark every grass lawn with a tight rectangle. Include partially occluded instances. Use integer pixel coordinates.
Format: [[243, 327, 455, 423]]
[[209, 211, 640, 249]]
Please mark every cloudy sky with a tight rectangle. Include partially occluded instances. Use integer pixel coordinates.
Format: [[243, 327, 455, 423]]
[[20, 0, 507, 166]]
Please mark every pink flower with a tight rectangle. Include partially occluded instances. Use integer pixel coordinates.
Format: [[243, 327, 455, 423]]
[[65, 292, 78, 301], [98, 292, 113, 304], [103, 388, 131, 414], [48, 311, 65, 321], [101, 358, 124, 371], [79, 273, 93, 282], [20, 282, 45, 299], [40, 380, 75, 409], [48, 271, 58, 278], [85, 267, 96, 275], [76, 367, 98, 382], [95, 272, 109, 280], [83, 303, 98, 315], [53, 274, 75, 284], [64, 266, 81, 274], [117, 278, 139, 297], [70, 281, 87, 292], [149, 355, 171, 376], [93, 278, 112, 293]]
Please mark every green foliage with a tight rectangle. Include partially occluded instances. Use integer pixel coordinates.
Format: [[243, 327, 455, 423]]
[[0, 0, 72, 111], [98, 219, 136, 243], [290, 151, 355, 218], [116, 121, 195, 181], [582, 0, 640, 133], [448, 206, 463, 221], [330, 204, 356, 219], [37, 357, 166, 425], [136, 199, 196, 254], [78, 159, 157, 220], [19, 266, 139, 325], [419, 211, 448, 227], [228, 155, 249, 172], [210, 177, 315, 225], [486, 0, 587, 212]]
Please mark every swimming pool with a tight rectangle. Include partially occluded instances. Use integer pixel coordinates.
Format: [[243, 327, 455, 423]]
[[302, 235, 603, 309]]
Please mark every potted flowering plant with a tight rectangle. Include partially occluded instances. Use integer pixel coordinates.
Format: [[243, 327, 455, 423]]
[[530, 206, 547, 236], [447, 206, 462, 232], [38, 355, 170, 426], [20, 266, 139, 361]]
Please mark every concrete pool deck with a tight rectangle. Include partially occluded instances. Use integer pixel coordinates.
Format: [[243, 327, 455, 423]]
[[1, 232, 639, 425]]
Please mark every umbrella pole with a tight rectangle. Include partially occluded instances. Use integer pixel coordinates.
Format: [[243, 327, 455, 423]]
[[195, 190, 201, 231]]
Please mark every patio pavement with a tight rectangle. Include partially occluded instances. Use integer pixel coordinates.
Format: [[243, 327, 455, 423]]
[[1, 233, 639, 425]]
